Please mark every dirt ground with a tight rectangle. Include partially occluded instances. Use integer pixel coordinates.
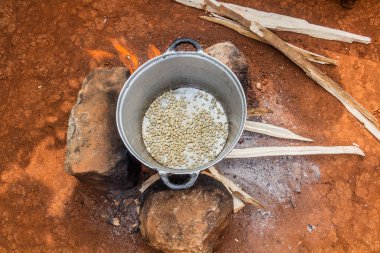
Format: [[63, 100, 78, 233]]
[[1, 0, 379, 252]]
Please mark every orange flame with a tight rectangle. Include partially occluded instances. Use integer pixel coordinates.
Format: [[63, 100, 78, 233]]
[[86, 50, 114, 63], [109, 37, 139, 74], [87, 37, 161, 74], [148, 44, 161, 59]]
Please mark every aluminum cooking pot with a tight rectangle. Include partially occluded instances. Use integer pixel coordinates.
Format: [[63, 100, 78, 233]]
[[116, 38, 246, 190]]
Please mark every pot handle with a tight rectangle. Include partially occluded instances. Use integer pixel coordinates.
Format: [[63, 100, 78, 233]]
[[159, 171, 199, 190], [166, 38, 203, 53]]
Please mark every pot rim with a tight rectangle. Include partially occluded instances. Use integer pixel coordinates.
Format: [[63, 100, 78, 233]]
[[116, 50, 247, 175]]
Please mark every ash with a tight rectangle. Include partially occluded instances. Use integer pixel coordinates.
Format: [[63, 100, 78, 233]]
[[218, 131, 320, 204]]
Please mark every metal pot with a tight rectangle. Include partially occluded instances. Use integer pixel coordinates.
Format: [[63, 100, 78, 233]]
[[116, 38, 246, 189]]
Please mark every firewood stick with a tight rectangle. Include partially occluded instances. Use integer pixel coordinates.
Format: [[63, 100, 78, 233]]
[[204, 167, 265, 210], [244, 121, 313, 142], [205, 0, 380, 141], [175, 0, 371, 44], [226, 145, 364, 159], [201, 15, 337, 65], [222, 3, 370, 44], [139, 173, 160, 193], [139, 171, 260, 212], [247, 107, 273, 117], [201, 171, 247, 212]]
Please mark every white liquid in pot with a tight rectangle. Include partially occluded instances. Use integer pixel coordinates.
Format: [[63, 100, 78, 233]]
[[142, 88, 229, 169]]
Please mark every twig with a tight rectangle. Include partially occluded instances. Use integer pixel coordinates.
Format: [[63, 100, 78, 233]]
[[205, 0, 380, 141], [244, 121, 313, 142], [139, 171, 260, 213], [201, 15, 337, 65], [247, 107, 273, 117], [226, 145, 364, 159], [205, 167, 265, 210], [139, 173, 160, 193], [201, 171, 246, 212]]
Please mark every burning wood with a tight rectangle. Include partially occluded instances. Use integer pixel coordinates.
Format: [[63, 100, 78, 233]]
[[87, 38, 161, 74], [86, 50, 114, 63], [109, 37, 139, 73], [86, 32, 370, 217], [147, 44, 162, 59]]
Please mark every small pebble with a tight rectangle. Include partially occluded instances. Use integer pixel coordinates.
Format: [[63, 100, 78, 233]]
[[109, 217, 120, 226]]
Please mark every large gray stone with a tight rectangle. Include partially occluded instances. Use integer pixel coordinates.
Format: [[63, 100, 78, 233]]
[[139, 174, 233, 253], [64, 67, 140, 191]]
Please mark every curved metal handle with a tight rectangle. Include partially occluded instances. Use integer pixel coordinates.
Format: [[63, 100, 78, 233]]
[[159, 171, 199, 190], [166, 38, 203, 53]]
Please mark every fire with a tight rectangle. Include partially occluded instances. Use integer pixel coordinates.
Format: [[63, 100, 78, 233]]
[[147, 44, 161, 59], [109, 37, 139, 73], [87, 50, 114, 63], [87, 37, 161, 74]]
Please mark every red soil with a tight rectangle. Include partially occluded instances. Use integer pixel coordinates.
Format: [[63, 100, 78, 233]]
[[0, 0, 379, 252]]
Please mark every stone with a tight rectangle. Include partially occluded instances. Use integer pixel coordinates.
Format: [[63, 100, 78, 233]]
[[109, 217, 121, 226], [205, 41, 250, 91], [139, 174, 233, 253], [64, 67, 140, 191]]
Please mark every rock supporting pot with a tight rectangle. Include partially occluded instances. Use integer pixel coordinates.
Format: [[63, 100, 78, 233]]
[[64, 67, 141, 191], [139, 174, 233, 253]]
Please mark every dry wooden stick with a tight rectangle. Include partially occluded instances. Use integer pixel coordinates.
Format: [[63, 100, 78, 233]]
[[231, 194, 246, 213], [201, 171, 247, 212], [205, 0, 380, 141], [247, 107, 273, 117], [201, 15, 337, 65], [244, 120, 313, 142], [139, 171, 260, 213], [226, 145, 364, 159], [223, 3, 370, 44], [175, 0, 371, 44], [205, 167, 265, 210], [139, 173, 160, 193]]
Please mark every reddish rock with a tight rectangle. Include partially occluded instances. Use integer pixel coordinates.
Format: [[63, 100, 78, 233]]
[[139, 174, 233, 253], [205, 41, 250, 91], [64, 67, 140, 191]]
